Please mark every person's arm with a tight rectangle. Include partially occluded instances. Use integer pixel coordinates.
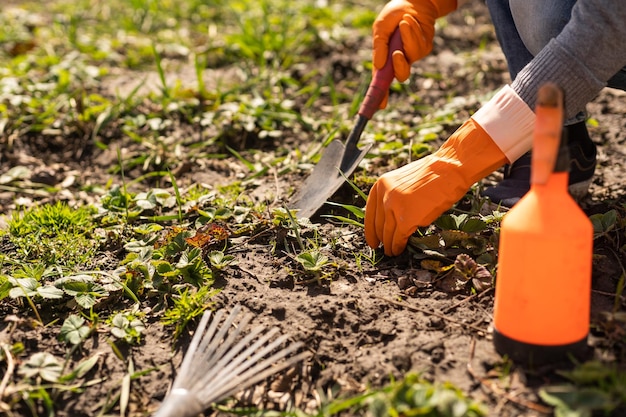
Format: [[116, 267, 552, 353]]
[[513, 0, 626, 120]]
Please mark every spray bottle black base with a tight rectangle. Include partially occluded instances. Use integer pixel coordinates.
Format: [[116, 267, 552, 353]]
[[493, 329, 590, 367]]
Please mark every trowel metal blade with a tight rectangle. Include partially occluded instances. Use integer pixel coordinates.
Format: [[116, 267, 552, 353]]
[[289, 139, 371, 219]]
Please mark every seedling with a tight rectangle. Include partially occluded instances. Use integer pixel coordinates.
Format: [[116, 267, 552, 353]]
[[322, 202, 365, 228], [419, 253, 493, 294], [590, 209, 618, 240], [109, 312, 146, 345], [134, 188, 177, 212], [8, 277, 64, 301], [54, 274, 110, 309], [295, 250, 330, 274], [271, 207, 309, 252], [447, 253, 493, 292], [207, 250, 237, 272], [0, 274, 10, 300], [354, 247, 382, 271], [59, 315, 91, 346], [18, 352, 63, 383], [174, 247, 214, 287], [100, 184, 135, 219], [7, 349, 102, 417]]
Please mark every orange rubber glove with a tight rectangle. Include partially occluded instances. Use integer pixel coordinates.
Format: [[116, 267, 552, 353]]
[[365, 86, 536, 256], [373, 0, 457, 108]]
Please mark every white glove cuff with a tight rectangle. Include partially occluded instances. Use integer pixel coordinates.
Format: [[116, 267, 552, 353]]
[[471, 85, 535, 163]]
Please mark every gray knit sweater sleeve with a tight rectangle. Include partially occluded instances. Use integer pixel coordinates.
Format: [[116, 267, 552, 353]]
[[511, 0, 626, 119]]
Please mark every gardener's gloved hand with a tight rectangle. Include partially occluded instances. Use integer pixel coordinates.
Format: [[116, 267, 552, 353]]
[[365, 86, 536, 256], [373, 0, 457, 108]]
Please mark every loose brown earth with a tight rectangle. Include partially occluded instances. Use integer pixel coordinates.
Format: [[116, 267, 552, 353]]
[[1, 3, 625, 417]]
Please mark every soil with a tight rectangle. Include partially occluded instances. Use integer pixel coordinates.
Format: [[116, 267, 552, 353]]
[[1, 2, 625, 417]]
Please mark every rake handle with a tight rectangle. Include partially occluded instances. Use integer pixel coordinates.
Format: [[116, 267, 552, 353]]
[[358, 29, 404, 120]]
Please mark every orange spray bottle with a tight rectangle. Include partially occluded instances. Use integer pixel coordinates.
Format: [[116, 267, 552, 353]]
[[493, 84, 593, 365]]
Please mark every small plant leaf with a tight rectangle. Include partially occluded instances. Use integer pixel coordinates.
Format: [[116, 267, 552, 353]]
[[111, 314, 131, 339], [324, 202, 365, 219], [75, 293, 99, 309], [19, 352, 63, 382], [133, 223, 164, 235], [558, 361, 615, 385], [208, 251, 236, 270], [60, 280, 91, 295], [539, 386, 613, 417], [441, 230, 470, 246], [110, 313, 145, 344], [367, 373, 486, 416], [435, 214, 460, 230], [37, 285, 65, 299], [321, 214, 363, 227], [59, 315, 90, 345], [454, 254, 493, 291], [590, 210, 617, 238], [421, 259, 451, 273], [0, 277, 11, 300], [56, 275, 108, 308], [125, 240, 152, 253], [409, 234, 441, 250], [296, 251, 329, 272], [460, 218, 487, 233], [60, 353, 101, 382], [0, 165, 31, 185], [8, 277, 39, 298]]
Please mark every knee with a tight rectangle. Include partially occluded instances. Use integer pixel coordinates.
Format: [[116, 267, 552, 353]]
[[510, 0, 573, 55]]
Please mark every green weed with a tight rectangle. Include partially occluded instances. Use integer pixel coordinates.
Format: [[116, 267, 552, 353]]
[[590, 209, 618, 240], [6, 349, 102, 417], [6, 202, 98, 268], [540, 361, 626, 417], [207, 250, 237, 273], [368, 373, 487, 417], [162, 285, 218, 340], [108, 311, 146, 345], [408, 212, 498, 278], [58, 314, 91, 346]]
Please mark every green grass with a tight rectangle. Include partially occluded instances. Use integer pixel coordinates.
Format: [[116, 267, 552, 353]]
[[0, 0, 376, 158], [6, 202, 98, 267]]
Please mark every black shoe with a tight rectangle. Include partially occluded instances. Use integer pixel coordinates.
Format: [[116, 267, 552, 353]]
[[482, 121, 597, 209]]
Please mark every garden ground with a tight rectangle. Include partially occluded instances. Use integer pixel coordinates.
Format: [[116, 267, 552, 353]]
[[1, 1, 625, 416]]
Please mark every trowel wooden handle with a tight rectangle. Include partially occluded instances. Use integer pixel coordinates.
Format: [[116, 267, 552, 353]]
[[359, 29, 404, 120]]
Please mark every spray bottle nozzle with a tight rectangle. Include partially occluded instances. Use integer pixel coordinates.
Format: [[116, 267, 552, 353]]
[[530, 84, 565, 185]]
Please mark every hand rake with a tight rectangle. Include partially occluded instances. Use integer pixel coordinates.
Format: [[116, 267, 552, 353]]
[[154, 305, 308, 417]]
